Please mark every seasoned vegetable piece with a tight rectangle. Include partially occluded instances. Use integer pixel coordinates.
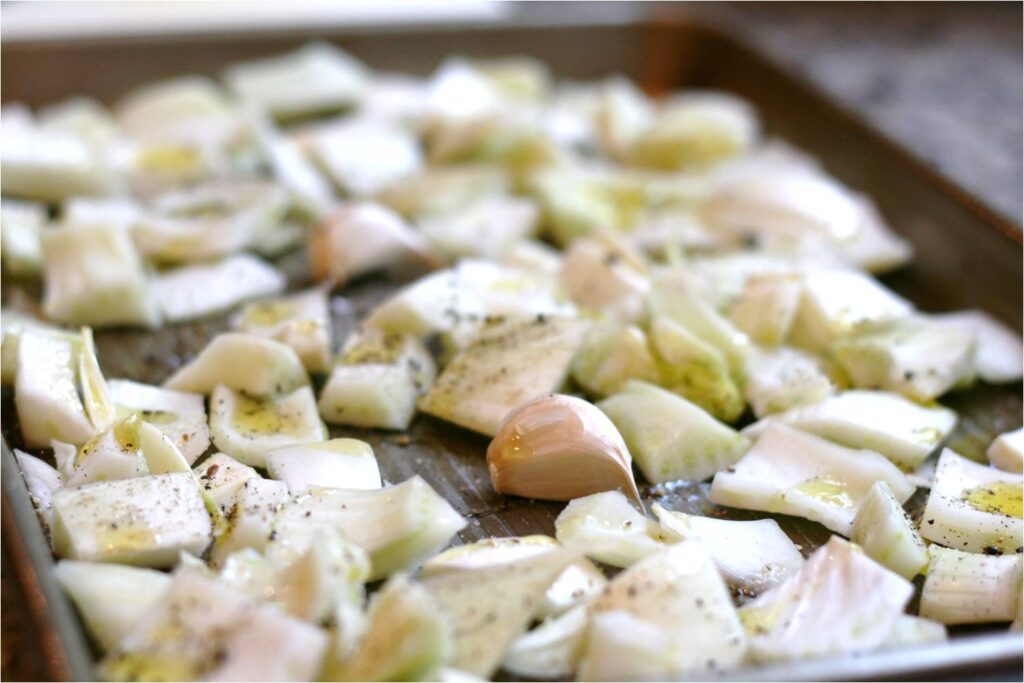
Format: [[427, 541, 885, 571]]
[[1, 127, 119, 202], [418, 196, 539, 261], [154, 254, 286, 322], [851, 481, 930, 579], [266, 438, 382, 493], [502, 605, 587, 680], [1, 311, 80, 385], [13, 450, 63, 535], [933, 309, 1023, 384], [233, 288, 332, 373], [108, 379, 210, 464], [192, 452, 258, 511], [15, 330, 94, 448], [308, 118, 423, 196], [209, 477, 290, 564], [570, 322, 660, 398], [554, 490, 663, 568], [1, 199, 45, 276], [65, 414, 149, 487], [919, 547, 1023, 624], [560, 233, 650, 323], [163, 333, 308, 397], [987, 428, 1024, 473], [742, 347, 835, 418], [729, 274, 803, 346]]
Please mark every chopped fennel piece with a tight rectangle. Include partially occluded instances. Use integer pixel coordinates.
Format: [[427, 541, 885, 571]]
[[833, 316, 976, 401], [728, 273, 803, 346], [333, 574, 450, 682], [501, 239, 563, 278], [192, 452, 259, 512], [163, 333, 309, 397], [41, 223, 161, 328], [738, 537, 913, 664], [52, 439, 78, 482], [108, 379, 210, 464], [529, 165, 647, 246], [15, 329, 94, 448], [583, 542, 747, 678], [570, 322, 660, 398], [748, 390, 957, 471], [114, 76, 239, 145], [51, 472, 212, 567], [933, 309, 1023, 384], [154, 253, 286, 322], [78, 327, 116, 432], [851, 481, 929, 579], [54, 560, 171, 652], [209, 384, 326, 468], [309, 117, 422, 196], [309, 201, 435, 286], [209, 477, 290, 564], [653, 504, 804, 596], [592, 77, 654, 159], [323, 600, 368, 673], [64, 414, 149, 487], [837, 203, 913, 274], [376, 163, 510, 220], [0, 127, 119, 202], [560, 233, 650, 323], [919, 448, 1022, 554], [648, 315, 745, 423], [988, 428, 1024, 473], [253, 122, 334, 219], [99, 568, 328, 682], [502, 604, 587, 680], [418, 195, 539, 261], [576, 610, 681, 682], [225, 43, 366, 120], [709, 423, 914, 535], [37, 97, 119, 145], [274, 475, 466, 581], [265, 438, 382, 494], [788, 268, 913, 352], [418, 316, 590, 436], [1, 311, 80, 386], [422, 549, 577, 678], [919, 546, 1022, 624], [115, 138, 224, 197], [13, 449, 63, 535], [884, 616, 948, 649], [233, 288, 332, 373], [743, 347, 835, 419], [554, 490, 663, 568], [598, 380, 749, 484], [1, 199, 45, 276]]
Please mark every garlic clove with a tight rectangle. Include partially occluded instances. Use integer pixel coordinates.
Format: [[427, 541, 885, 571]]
[[487, 394, 642, 505]]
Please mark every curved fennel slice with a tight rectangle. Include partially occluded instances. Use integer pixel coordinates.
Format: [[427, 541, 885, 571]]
[[1, 199, 45, 276], [163, 333, 309, 397], [15, 329, 94, 448], [418, 195, 539, 261], [233, 287, 332, 373], [581, 541, 747, 679], [209, 384, 326, 468], [745, 390, 957, 471], [919, 448, 1023, 554], [554, 490, 663, 568], [309, 119, 423, 197], [13, 449, 63, 535], [208, 477, 290, 565], [154, 254, 286, 323], [653, 504, 804, 597], [728, 273, 803, 346], [65, 414, 149, 487], [919, 546, 1022, 625], [502, 604, 587, 680], [265, 438, 382, 494], [570, 322, 660, 399], [108, 379, 210, 464], [560, 233, 650, 323], [1, 310, 80, 385], [932, 309, 1023, 384], [738, 536, 915, 664], [0, 126, 118, 203], [192, 452, 259, 512], [709, 423, 914, 536], [851, 480, 929, 579], [987, 428, 1024, 473], [742, 346, 835, 419], [418, 316, 590, 437]]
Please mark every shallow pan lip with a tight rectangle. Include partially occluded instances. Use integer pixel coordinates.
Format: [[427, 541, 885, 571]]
[[2, 17, 1022, 683]]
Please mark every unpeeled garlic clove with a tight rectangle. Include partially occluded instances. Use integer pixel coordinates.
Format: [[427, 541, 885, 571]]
[[487, 394, 643, 505]]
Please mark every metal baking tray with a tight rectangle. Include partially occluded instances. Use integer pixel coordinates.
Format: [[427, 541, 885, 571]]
[[2, 18, 1022, 682]]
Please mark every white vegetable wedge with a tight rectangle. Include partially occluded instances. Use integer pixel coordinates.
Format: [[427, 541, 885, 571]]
[[13, 449, 63, 535], [851, 481, 929, 579], [266, 439, 382, 493], [739, 537, 913, 664], [54, 560, 171, 652], [729, 274, 803, 346], [193, 452, 259, 511], [1, 311, 79, 386], [15, 329, 94, 448], [598, 380, 749, 484], [210, 477, 290, 564], [987, 428, 1024, 473], [419, 195, 538, 261], [885, 616, 948, 649], [310, 118, 422, 196], [919, 448, 1022, 554], [709, 423, 914, 535], [65, 415, 149, 487], [1, 128, 118, 202], [209, 384, 326, 468], [502, 604, 587, 680], [934, 310, 1023, 384], [154, 254, 286, 322], [51, 472, 212, 567], [919, 546, 1023, 624], [653, 505, 804, 596], [108, 379, 210, 464], [743, 347, 835, 418], [163, 333, 308, 397], [583, 542, 747, 677], [560, 234, 649, 322], [1, 199, 45, 276], [576, 610, 680, 682], [570, 322, 660, 398], [554, 490, 663, 568], [234, 288, 332, 373]]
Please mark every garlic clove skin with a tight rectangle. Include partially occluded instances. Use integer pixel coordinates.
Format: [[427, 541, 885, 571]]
[[487, 394, 642, 505]]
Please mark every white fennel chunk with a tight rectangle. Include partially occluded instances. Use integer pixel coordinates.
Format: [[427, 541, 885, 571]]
[[576, 610, 682, 682], [832, 316, 976, 401], [884, 616, 948, 649], [13, 450, 63, 535], [233, 288, 332, 373], [749, 390, 957, 471], [1, 310, 80, 385], [154, 253, 286, 322], [582, 542, 747, 678], [418, 195, 539, 261], [653, 505, 804, 596], [598, 380, 749, 484], [710, 424, 914, 536], [163, 333, 308, 397], [851, 481, 929, 579], [78, 327, 116, 431], [209, 384, 326, 468], [54, 560, 171, 652], [15, 329, 94, 448], [1, 199, 45, 276], [99, 569, 328, 682], [502, 604, 587, 680], [738, 536, 913, 664], [554, 490, 663, 568], [743, 347, 835, 419], [209, 478, 290, 564], [418, 316, 590, 437], [309, 118, 423, 196], [42, 223, 161, 328], [570, 322, 660, 398], [422, 549, 577, 678], [560, 233, 650, 323], [919, 448, 1022, 554], [788, 268, 912, 352], [728, 274, 803, 346], [920, 547, 1022, 625], [108, 379, 210, 464], [192, 452, 258, 512], [1, 127, 118, 202], [988, 428, 1024, 473], [266, 438, 382, 494], [51, 472, 212, 567], [933, 309, 1023, 384], [334, 575, 450, 682], [275, 475, 466, 581], [64, 414, 149, 487], [113, 76, 238, 145]]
